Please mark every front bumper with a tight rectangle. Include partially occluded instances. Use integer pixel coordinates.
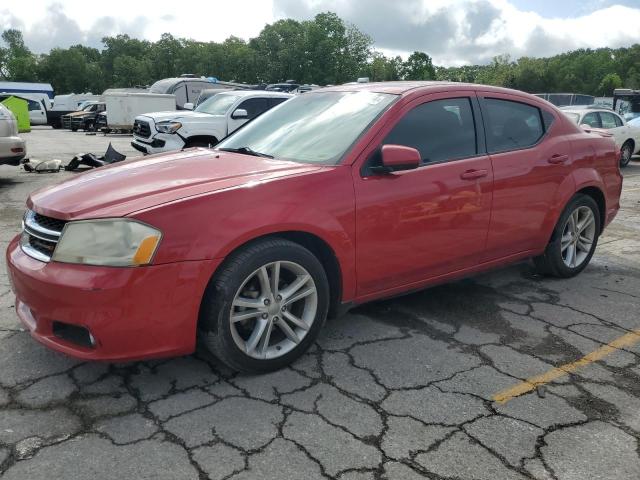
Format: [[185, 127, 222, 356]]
[[6, 236, 221, 362], [132, 133, 183, 155]]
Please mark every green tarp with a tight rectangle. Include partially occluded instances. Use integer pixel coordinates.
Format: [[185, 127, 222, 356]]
[[0, 96, 30, 133]]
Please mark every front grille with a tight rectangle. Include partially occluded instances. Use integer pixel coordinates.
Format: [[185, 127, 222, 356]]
[[21, 210, 67, 262], [133, 119, 151, 138], [33, 213, 66, 232], [62, 115, 71, 129]]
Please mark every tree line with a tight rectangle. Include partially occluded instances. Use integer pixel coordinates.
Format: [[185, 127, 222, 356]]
[[1, 12, 638, 96]]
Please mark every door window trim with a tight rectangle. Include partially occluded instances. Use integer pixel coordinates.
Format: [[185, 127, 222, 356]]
[[360, 93, 486, 177], [477, 95, 553, 155]]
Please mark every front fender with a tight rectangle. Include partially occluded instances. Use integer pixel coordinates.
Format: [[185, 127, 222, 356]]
[[132, 167, 357, 301]]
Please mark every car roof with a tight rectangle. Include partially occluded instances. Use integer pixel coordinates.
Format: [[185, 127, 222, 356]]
[[217, 90, 293, 98], [319, 81, 533, 96], [561, 107, 617, 115]]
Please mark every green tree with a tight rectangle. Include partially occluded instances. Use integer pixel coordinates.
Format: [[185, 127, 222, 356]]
[[0, 29, 38, 81], [402, 51, 435, 80], [598, 73, 623, 96]]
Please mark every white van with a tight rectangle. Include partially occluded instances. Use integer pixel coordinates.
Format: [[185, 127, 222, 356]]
[[0, 94, 48, 126]]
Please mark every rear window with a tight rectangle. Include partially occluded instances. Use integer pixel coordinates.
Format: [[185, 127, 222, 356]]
[[484, 98, 544, 154]]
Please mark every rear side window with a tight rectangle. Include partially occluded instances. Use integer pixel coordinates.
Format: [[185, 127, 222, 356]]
[[236, 98, 269, 120], [483, 98, 544, 153], [383, 97, 477, 164], [268, 97, 288, 108], [614, 114, 623, 127], [599, 112, 618, 129]]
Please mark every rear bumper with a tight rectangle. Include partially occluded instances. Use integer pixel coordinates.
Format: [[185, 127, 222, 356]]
[[6, 235, 221, 362], [0, 136, 26, 165]]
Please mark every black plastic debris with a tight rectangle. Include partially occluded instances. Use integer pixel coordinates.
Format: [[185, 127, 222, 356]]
[[65, 143, 126, 171]]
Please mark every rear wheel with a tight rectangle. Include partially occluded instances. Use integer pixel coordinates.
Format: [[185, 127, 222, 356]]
[[199, 238, 329, 372], [533, 194, 600, 278], [620, 141, 633, 168]]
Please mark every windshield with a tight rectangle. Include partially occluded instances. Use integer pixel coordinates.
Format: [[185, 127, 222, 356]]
[[195, 94, 239, 115], [564, 112, 580, 124], [216, 91, 397, 164]]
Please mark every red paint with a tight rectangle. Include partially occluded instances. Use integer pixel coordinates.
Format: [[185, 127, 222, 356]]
[[6, 82, 622, 361]]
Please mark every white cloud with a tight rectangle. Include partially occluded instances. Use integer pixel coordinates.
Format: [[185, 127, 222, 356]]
[[1, 0, 639, 66]]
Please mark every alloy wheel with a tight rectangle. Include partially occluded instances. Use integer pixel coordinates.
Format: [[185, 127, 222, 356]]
[[229, 261, 318, 359], [621, 145, 632, 166], [560, 206, 596, 268]]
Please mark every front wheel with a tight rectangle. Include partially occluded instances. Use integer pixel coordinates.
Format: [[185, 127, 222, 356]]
[[199, 238, 329, 373], [533, 194, 600, 278], [620, 142, 633, 168]]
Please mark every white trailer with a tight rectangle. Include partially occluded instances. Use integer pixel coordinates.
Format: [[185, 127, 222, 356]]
[[103, 92, 176, 132]]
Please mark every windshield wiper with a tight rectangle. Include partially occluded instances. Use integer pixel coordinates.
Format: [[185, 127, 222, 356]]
[[218, 146, 273, 158]]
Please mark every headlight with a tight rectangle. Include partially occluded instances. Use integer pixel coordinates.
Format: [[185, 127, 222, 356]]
[[155, 121, 182, 134], [52, 219, 162, 267]]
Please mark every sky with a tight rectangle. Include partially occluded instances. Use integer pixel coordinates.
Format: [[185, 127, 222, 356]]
[[1, 0, 640, 66]]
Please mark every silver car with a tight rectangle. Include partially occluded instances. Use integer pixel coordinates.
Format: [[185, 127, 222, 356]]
[[0, 104, 26, 166]]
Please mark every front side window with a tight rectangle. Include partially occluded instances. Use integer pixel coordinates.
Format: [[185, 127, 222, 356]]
[[196, 94, 240, 116], [216, 91, 397, 164], [484, 98, 544, 153], [383, 98, 477, 164], [582, 112, 601, 128], [27, 100, 40, 111], [235, 98, 269, 120]]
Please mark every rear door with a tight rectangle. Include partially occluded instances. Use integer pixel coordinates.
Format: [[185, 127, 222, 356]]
[[599, 111, 626, 148], [479, 94, 570, 260], [354, 92, 493, 296]]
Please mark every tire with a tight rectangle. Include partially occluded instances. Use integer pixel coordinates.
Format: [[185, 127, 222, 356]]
[[199, 238, 330, 373], [71, 127, 78, 132], [85, 121, 95, 132], [620, 141, 633, 168], [533, 194, 600, 278]]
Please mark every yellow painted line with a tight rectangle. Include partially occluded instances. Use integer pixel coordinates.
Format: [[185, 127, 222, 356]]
[[493, 328, 640, 404]]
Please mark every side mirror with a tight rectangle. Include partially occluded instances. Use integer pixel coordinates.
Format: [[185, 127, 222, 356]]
[[378, 144, 421, 173], [232, 108, 248, 119], [183, 102, 194, 110], [580, 123, 592, 130]]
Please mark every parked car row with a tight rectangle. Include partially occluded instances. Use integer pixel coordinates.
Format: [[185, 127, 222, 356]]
[[6, 82, 623, 373]]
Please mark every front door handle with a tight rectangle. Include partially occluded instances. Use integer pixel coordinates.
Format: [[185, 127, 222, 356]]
[[548, 154, 569, 164], [460, 169, 488, 180]]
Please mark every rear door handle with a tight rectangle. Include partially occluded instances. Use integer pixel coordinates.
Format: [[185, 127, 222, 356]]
[[460, 169, 488, 180], [548, 154, 569, 164]]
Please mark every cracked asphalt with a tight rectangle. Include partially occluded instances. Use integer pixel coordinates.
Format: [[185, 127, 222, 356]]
[[1, 128, 640, 480]]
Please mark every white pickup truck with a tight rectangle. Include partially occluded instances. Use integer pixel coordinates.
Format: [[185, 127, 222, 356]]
[[131, 90, 292, 154]]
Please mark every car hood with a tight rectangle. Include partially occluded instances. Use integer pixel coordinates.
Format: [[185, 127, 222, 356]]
[[27, 149, 323, 220], [141, 111, 218, 123], [64, 111, 90, 118]]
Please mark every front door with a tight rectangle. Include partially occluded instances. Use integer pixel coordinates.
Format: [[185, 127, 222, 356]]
[[354, 92, 493, 297]]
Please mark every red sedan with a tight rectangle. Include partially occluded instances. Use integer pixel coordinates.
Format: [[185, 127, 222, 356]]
[[6, 82, 622, 372]]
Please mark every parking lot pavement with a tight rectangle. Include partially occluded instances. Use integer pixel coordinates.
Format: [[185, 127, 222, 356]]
[[1, 129, 640, 479]]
